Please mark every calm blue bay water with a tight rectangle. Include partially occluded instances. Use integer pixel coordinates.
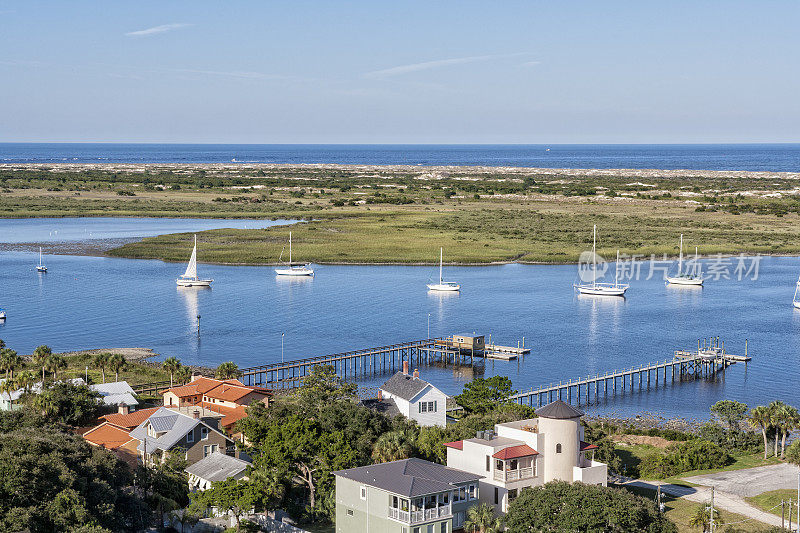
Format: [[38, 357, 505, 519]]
[[1, 217, 799, 421], [1, 143, 799, 172]]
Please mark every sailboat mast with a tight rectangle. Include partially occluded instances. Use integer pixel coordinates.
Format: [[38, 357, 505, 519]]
[[615, 250, 620, 287], [592, 225, 597, 288], [289, 232, 292, 265], [678, 234, 684, 276], [439, 248, 443, 283]]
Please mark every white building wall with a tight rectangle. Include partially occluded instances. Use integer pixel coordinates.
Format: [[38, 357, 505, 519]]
[[408, 387, 447, 427]]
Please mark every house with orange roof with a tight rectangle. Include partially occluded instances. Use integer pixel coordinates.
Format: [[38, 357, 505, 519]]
[[162, 376, 272, 411]]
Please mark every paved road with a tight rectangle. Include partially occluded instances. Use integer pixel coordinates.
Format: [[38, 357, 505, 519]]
[[683, 463, 800, 497], [625, 479, 788, 529]]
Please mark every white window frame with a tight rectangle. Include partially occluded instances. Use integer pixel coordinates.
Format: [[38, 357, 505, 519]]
[[201, 427, 209, 440], [360, 486, 367, 500], [186, 429, 194, 443]]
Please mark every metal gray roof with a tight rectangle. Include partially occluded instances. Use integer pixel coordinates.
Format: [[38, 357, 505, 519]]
[[334, 458, 480, 498], [129, 407, 228, 453], [536, 399, 584, 419], [380, 372, 431, 401], [149, 414, 179, 432], [185, 452, 251, 483]]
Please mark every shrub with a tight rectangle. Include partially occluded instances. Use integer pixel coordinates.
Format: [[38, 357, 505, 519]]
[[639, 440, 732, 479]]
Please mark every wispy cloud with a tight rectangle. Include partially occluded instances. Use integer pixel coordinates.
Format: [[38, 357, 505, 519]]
[[125, 23, 192, 37], [364, 53, 528, 79]]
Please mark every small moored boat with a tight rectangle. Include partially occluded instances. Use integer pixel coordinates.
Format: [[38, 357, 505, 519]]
[[275, 232, 314, 277], [176, 235, 213, 287], [427, 248, 460, 292]]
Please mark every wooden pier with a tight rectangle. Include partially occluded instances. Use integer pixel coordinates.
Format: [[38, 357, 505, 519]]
[[510, 338, 749, 408], [239, 337, 481, 389]]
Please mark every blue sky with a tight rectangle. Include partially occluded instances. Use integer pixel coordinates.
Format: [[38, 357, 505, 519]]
[[0, 1, 798, 143]]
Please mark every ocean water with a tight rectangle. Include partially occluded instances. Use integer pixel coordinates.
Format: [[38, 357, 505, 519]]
[[0, 218, 798, 421], [1, 143, 799, 172]]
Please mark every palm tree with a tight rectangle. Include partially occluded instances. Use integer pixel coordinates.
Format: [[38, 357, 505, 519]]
[[0, 349, 23, 380], [32, 345, 52, 382], [464, 502, 501, 533], [93, 352, 111, 383], [108, 353, 127, 382], [779, 405, 800, 458], [175, 366, 192, 385], [215, 361, 240, 380], [14, 370, 37, 395], [170, 509, 200, 533], [34, 390, 59, 418], [163, 356, 181, 387], [749, 405, 771, 459], [689, 502, 723, 532], [372, 431, 412, 463], [0, 377, 19, 408], [45, 355, 67, 381], [769, 400, 787, 458]]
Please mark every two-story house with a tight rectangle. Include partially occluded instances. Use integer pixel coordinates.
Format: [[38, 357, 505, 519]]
[[373, 364, 450, 427], [444, 399, 606, 514], [129, 406, 237, 466], [162, 376, 272, 409], [334, 458, 481, 533]]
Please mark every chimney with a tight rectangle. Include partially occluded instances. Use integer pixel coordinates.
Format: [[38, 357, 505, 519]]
[[377, 390, 382, 399], [413, 369, 419, 379], [191, 372, 200, 382], [402, 361, 409, 375], [193, 410, 200, 420], [118, 404, 130, 415]]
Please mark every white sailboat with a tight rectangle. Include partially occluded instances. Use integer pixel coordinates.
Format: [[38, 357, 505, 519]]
[[427, 248, 460, 292], [275, 232, 314, 276], [793, 276, 800, 309], [36, 247, 47, 272], [176, 235, 213, 287], [573, 225, 628, 296], [0, 308, 6, 319], [666, 235, 704, 286]]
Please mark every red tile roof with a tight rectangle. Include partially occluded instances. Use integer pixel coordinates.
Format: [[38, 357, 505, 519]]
[[163, 377, 272, 403], [101, 407, 160, 430], [83, 423, 134, 449], [580, 441, 598, 451], [492, 444, 539, 460], [443, 440, 464, 450]]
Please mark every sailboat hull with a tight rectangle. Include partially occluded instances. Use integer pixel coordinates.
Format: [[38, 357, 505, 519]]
[[275, 267, 314, 276], [176, 278, 213, 287], [575, 283, 627, 296], [427, 283, 460, 291], [36, 266, 47, 272], [793, 300, 800, 310], [666, 276, 704, 286]]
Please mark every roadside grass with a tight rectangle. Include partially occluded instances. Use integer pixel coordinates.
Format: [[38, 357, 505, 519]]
[[620, 484, 775, 532], [747, 489, 799, 518], [664, 453, 783, 485]]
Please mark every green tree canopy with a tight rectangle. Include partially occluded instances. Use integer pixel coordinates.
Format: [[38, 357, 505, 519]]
[[216, 361, 240, 380], [454, 376, 518, 415], [0, 425, 148, 532], [28, 382, 102, 426], [710, 400, 748, 431], [504, 481, 677, 533]]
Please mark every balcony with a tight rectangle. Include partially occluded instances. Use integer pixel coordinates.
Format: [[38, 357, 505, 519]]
[[493, 466, 534, 483], [389, 503, 452, 524]]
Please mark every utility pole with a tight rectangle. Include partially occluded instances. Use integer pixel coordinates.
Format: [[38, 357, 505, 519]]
[[789, 498, 793, 532], [197, 314, 201, 335], [281, 332, 285, 363], [782, 500, 786, 530], [710, 487, 715, 533], [427, 313, 430, 339]]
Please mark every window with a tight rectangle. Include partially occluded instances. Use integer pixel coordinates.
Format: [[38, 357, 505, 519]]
[[203, 445, 210, 457], [468, 484, 476, 500], [201, 427, 209, 440], [420, 402, 427, 413], [346, 509, 353, 516], [496, 459, 504, 471], [453, 511, 465, 528], [556, 443, 562, 454], [360, 486, 367, 500], [186, 429, 194, 443], [427, 525, 434, 533], [459, 487, 466, 502], [509, 459, 518, 470], [508, 488, 518, 502], [418, 401, 436, 413], [485, 455, 490, 472], [493, 487, 499, 505], [412, 528, 420, 533], [440, 523, 447, 533]]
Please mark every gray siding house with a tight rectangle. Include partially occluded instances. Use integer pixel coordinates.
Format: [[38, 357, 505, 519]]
[[377, 368, 450, 427], [334, 458, 480, 533]]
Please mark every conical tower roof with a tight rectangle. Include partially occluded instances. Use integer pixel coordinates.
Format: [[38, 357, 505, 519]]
[[536, 399, 584, 419]]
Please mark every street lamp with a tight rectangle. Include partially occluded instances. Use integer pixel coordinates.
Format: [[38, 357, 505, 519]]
[[427, 313, 431, 339], [281, 332, 285, 363]]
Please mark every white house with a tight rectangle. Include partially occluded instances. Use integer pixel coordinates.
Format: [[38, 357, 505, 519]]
[[377, 363, 449, 427], [444, 399, 607, 514], [90, 380, 139, 407]]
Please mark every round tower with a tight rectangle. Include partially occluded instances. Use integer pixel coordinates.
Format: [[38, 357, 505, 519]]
[[537, 399, 583, 483]]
